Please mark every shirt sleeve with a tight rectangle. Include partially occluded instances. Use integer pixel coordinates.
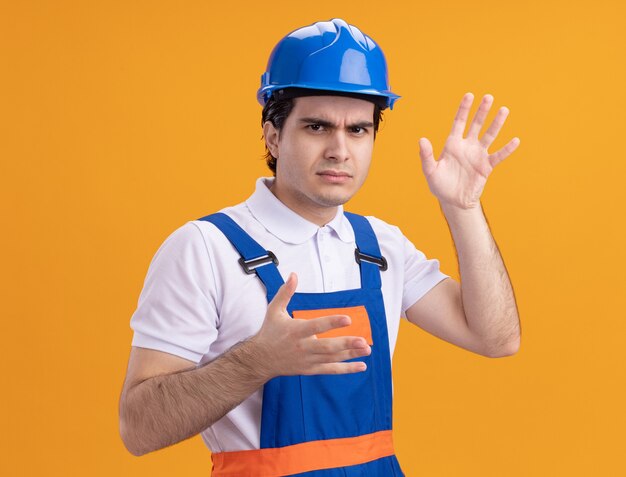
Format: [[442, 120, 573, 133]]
[[400, 232, 449, 318], [129, 221, 219, 363]]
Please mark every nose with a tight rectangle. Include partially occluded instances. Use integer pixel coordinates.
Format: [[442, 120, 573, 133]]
[[324, 131, 350, 162]]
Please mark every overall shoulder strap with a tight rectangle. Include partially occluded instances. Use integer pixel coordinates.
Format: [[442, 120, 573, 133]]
[[343, 212, 386, 290], [197, 212, 284, 301]]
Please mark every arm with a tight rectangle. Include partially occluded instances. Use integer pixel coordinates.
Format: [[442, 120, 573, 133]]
[[119, 341, 269, 457], [406, 205, 520, 357], [119, 273, 371, 456], [406, 93, 521, 358]]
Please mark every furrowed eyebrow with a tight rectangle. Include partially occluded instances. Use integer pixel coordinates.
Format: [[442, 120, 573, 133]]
[[348, 121, 374, 129], [298, 117, 335, 128], [298, 117, 374, 129]]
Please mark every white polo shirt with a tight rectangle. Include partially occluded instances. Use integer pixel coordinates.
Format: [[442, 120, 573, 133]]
[[130, 177, 448, 453]]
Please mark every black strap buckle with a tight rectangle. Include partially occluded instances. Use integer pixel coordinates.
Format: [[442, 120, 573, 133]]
[[354, 248, 388, 271], [238, 251, 279, 275]]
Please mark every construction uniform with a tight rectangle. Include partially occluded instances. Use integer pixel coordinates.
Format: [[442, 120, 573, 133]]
[[130, 177, 448, 475]]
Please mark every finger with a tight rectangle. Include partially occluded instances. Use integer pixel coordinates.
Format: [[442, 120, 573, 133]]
[[315, 346, 372, 363], [268, 272, 298, 312], [480, 106, 510, 148], [418, 137, 437, 177], [305, 361, 367, 375], [295, 314, 352, 338], [450, 92, 474, 137], [466, 94, 494, 139], [307, 336, 370, 354], [488, 137, 520, 168]]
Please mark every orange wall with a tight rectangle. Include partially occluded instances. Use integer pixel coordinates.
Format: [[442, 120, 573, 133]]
[[1, 1, 625, 475]]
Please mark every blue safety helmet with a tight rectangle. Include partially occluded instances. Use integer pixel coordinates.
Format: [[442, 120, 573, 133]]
[[257, 18, 400, 110]]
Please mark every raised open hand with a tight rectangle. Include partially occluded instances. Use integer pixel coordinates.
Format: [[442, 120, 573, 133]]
[[418, 93, 520, 210]]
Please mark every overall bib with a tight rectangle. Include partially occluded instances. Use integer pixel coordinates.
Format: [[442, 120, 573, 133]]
[[200, 212, 404, 477]]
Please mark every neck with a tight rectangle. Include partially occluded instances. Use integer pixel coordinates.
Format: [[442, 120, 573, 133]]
[[269, 181, 338, 227]]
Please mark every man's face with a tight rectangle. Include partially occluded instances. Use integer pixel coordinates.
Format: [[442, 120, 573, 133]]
[[266, 95, 375, 221]]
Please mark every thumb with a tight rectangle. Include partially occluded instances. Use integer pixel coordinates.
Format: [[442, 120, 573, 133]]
[[418, 137, 437, 177], [269, 272, 298, 313]]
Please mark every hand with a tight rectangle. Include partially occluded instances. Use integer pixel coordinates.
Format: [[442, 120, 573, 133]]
[[251, 273, 371, 378], [418, 93, 520, 210]]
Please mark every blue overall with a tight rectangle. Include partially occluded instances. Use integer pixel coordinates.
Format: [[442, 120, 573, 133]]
[[199, 212, 404, 476]]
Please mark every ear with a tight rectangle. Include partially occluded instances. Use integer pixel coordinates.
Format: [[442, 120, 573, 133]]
[[263, 121, 280, 158]]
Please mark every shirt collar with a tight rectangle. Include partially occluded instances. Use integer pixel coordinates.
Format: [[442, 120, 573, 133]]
[[245, 177, 355, 245]]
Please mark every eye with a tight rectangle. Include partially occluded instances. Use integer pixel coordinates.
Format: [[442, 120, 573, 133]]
[[307, 124, 324, 132], [350, 126, 368, 135]]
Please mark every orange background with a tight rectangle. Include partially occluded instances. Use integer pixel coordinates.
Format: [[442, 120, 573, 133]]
[[1, 1, 625, 475]]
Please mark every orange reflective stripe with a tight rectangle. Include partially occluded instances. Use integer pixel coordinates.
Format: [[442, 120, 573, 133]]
[[292, 305, 373, 345], [211, 430, 395, 477]]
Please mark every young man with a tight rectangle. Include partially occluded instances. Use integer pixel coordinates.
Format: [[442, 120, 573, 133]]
[[119, 18, 521, 476]]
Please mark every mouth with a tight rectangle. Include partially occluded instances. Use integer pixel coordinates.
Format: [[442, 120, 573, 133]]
[[316, 170, 353, 184]]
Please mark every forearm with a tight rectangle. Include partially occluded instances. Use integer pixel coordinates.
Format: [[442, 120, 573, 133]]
[[440, 201, 520, 355], [120, 338, 271, 456]]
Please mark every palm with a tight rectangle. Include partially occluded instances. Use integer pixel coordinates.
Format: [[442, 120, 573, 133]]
[[419, 93, 520, 209]]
